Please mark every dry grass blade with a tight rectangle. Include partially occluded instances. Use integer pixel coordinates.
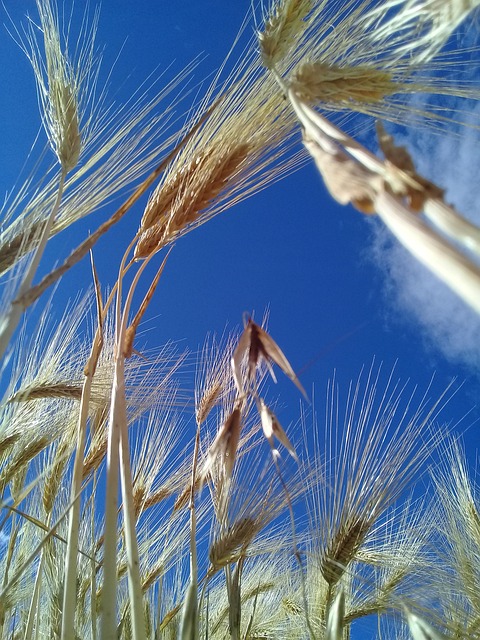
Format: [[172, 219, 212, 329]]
[[123, 248, 172, 357], [2, 505, 96, 563]]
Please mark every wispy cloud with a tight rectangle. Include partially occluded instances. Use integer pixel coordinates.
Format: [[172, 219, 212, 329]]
[[368, 102, 480, 370]]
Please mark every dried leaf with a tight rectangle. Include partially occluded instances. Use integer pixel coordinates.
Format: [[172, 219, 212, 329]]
[[205, 408, 242, 480], [231, 318, 307, 398], [231, 327, 252, 395], [303, 133, 379, 214], [376, 122, 443, 212], [259, 399, 297, 461]]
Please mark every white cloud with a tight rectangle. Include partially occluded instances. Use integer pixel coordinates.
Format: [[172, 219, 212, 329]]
[[368, 102, 480, 370]]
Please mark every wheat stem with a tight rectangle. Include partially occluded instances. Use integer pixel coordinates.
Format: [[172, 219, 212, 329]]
[[61, 255, 107, 640], [102, 244, 160, 640], [62, 369, 99, 638], [0, 168, 66, 361], [24, 546, 46, 640]]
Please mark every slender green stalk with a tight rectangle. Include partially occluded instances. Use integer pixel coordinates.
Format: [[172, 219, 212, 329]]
[[101, 240, 162, 640], [24, 549, 45, 640], [180, 427, 201, 640], [61, 371, 96, 640], [61, 256, 117, 640]]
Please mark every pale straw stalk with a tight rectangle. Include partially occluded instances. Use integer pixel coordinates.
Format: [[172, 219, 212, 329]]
[[286, 90, 480, 314]]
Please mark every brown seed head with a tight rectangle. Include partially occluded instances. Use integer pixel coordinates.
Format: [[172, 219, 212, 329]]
[[8, 383, 83, 403], [321, 517, 371, 585], [83, 437, 108, 479], [290, 61, 397, 105], [135, 143, 250, 258], [196, 380, 223, 426], [209, 517, 256, 569], [259, 0, 314, 69]]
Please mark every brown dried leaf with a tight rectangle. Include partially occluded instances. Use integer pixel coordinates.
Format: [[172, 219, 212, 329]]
[[231, 318, 307, 398], [259, 399, 297, 461], [205, 407, 242, 480], [376, 122, 444, 212], [303, 133, 380, 214]]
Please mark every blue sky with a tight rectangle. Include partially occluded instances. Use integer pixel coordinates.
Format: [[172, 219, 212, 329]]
[[1, 0, 479, 491]]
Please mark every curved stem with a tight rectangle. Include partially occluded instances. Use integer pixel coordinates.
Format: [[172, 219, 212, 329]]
[[0, 168, 67, 361]]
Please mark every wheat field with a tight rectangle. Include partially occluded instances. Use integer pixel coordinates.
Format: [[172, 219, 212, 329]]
[[1, 1, 480, 639]]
